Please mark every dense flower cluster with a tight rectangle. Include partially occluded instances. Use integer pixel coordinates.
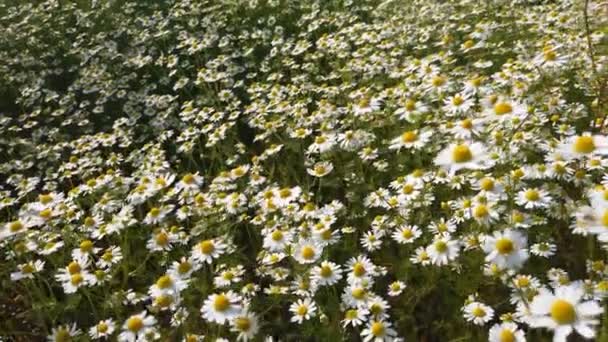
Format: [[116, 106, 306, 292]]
[[0, 0, 607, 341]]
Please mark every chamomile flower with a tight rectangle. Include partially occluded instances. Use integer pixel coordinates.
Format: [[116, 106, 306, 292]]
[[201, 291, 242, 324], [119, 311, 157, 342], [557, 134, 608, 160], [516, 188, 552, 209], [89, 319, 116, 339], [529, 283, 602, 341], [427, 236, 460, 266], [311, 261, 343, 286], [191, 238, 226, 264], [482, 229, 529, 269], [463, 302, 494, 325], [290, 298, 317, 324], [389, 130, 433, 151], [307, 161, 334, 177], [360, 320, 398, 342], [434, 142, 491, 175], [488, 322, 526, 342]]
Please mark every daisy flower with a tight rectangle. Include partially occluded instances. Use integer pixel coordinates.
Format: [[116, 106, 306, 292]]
[[118, 311, 157, 342], [516, 188, 552, 209], [360, 320, 398, 342], [392, 225, 421, 244], [201, 291, 242, 324], [482, 229, 529, 269], [426, 236, 460, 266], [434, 142, 491, 175], [293, 239, 322, 264], [463, 301, 494, 325], [191, 238, 226, 264], [342, 307, 369, 327], [556, 134, 608, 160], [230, 310, 260, 341], [529, 283, 602, 342], [488, 322, 526, 342], [89, 319, 116, 339], [387, 281, 406, 296], [311, 261, 343, 286], [388, 130, 433, 151], [290, 298, 317, 324], [307, 161, 334, 177]]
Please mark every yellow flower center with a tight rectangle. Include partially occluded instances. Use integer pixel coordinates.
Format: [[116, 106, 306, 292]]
[[432, 75, 446, 87], [452, 96, 464, 106], [550, 299, 576, 324], [495, 238, 514, 255], [200, 240, 215, 254], [452, 144, 473, 163], [353, 262, 366, 277], [182, 174, 195, 184], [40, 208, 53, 219], [39, 194, 53, 204], [524, 189, 540, 201], [601, 210, 608, 227], [352, 288, 366, 299], [301, 246, 315, 260], [54, 328, 71, 342], [155, 294, 174, 307], [97, 322, 108, 333], [320, 265, 333, 277], [472, 306, 486, 317], [9, 221, 23, 232], [460, 118, 473, 129], [473, 204, 489, 218], [213, 294, 230, 312], [494, 102, 513, 115], [405, 99, 416, 111], [234, 317, 251, 331], [544, 50, 557, 61], [297, 305, 308, 316], [402, 184, 414, 194], [126, 317, 144, 332], [573, 136, 595, 154], [68, 261, 81, 275], [156, 232, 169, 246], [70, 273, 84, 285], [480, 178, 494, 191], [156, 275, 173, 289], [401, 131, 418, 143], [371, 322, 385, 337], [499, 329, 515, 342], [434, 241, 448, 253], [463, 40, 475, 49], [21, 264, 35, 273], [271, 230, 283, 241], [178, 261, 192, 274], [345, 309, 359, 320], [314, 165, 327, 175], [401, 228, 413, 239], [80, 240, 93, 252], [149, 207, 161, 217]]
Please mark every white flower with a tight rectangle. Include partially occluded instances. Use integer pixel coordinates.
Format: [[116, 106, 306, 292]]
[[482, 229, 529, 269], [463, 302, 494, 325], [289, 298, 317, 323], [311, 261, 343, 286], [426, 237, 460, 266], [434, 142, 491, 175], [293, 240, 322, 264], [516, 188, 552, 209], [488, 322, 526, 342], [342, 307, 369, 327], [230, 310, 260, 341], [201, 291, 242, 324], [191, 238, 226, 264], [392, 225, 421, 244], [89, 319, 116, 339], [119, 311, 157, 342], [307, 161, 334, 177], [388, 130, 433, 151], [360, 320, 398, 342], [556, 134, 608, 160], [529, 283, 603, 342]]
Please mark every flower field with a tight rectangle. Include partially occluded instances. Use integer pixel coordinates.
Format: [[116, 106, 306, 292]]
[[1, 0, 607, 341]]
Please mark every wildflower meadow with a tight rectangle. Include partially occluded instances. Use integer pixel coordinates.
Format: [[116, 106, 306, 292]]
[[0, 0, 607, 341]]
